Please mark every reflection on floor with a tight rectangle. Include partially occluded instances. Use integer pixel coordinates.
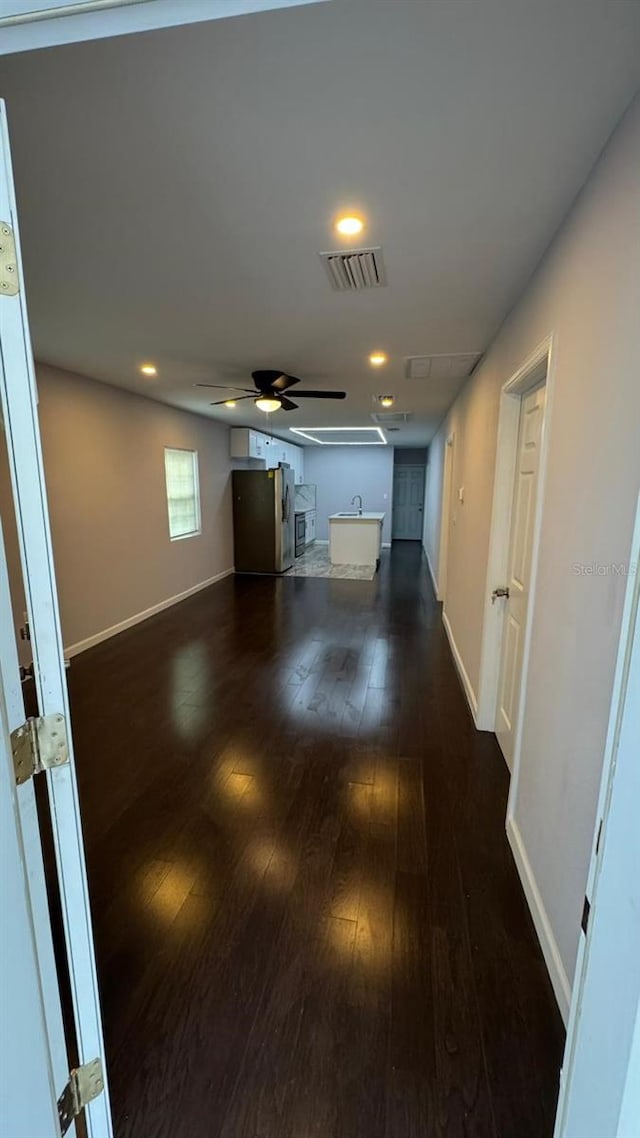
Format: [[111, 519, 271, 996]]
[[287, 543, 376, 579], [69, 543, 564, 1138]]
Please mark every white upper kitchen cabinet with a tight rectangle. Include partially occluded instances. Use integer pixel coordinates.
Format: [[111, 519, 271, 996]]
[[230, 429, 304, 481], [289, 444, 304, 484], [296, 447, 305, 484], [271, 439, 288, 467], [230, 427, 267, 461]]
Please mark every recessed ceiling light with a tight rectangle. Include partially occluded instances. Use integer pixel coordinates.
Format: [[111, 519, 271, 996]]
[[255, 395, 281, 413], [224, 400, 237, 408], [379, 395, 395, 408], [335, 215, 364, 237], [369, 352, 387, 367], [140, 363, 157, 376]]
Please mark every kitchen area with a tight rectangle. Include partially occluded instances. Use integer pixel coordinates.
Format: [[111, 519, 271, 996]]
[[229, 426, 391, 579]]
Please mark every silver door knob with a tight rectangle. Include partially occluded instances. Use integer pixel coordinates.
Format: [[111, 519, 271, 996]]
[[491, 587, 510, 604]]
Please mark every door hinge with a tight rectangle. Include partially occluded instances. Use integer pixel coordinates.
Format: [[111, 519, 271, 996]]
[[10, 713, 69, 785], [0, 221, 19, 296], [20, 617, 31, 642], [581, 895, 591, 936], [57, 1058, 104, 1136]]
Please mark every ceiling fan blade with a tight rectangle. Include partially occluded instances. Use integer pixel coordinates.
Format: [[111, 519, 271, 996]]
[[273, 373, 300, 392], [279, 396, 299, 411], [209, 396, 255, 406], [196, 383, 256, 392], [291, 390, 347, 399], [252, 370, 300, 392]]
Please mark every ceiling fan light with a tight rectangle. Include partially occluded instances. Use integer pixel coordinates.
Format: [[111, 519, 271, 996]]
[[255, 395, 281, 413]]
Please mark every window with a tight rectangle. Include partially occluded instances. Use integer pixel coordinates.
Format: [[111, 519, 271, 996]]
[[164, 447, 201, 540]]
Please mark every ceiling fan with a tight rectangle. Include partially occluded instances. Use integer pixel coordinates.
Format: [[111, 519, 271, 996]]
[[195, 370, 347, 412]]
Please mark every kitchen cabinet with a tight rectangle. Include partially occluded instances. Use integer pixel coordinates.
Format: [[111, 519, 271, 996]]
[[285, 444, 304, 484], [328, 513, 384, 566], [292, 446, 305, 485], [230, 429, 304, 483], [230, 428, 267, 461], [267, 439, 288, 468]]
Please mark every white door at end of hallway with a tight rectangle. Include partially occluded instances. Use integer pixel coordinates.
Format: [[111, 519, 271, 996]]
[[392, 466, 425, 540], [496, 382, 546, 769]]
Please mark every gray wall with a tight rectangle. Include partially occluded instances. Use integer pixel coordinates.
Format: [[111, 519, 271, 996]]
[[304, 446, 394, 543], [423, 94, 640, 1008], [1, 364, 234, 654]]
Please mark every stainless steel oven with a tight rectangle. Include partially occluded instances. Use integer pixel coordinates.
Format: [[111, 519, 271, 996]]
[[294, 511, 306, 557]]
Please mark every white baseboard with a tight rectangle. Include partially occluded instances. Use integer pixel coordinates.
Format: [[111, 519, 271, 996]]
[[424, 545, 439, 599], [65, 567, 235, 657], [507, 815, 571, 1024], [442, 608, 479, 724]]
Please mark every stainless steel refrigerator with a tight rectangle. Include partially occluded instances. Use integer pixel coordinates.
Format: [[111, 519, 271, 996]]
[[232, 465, 295, 573]]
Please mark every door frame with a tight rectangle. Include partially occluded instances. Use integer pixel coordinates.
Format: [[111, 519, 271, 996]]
[[437, 433, 455, 603], [0, 99, 113, 1136], [553, 489, 640, 1137], [391, 463, 425, 540], [476, 335, 557, 761]]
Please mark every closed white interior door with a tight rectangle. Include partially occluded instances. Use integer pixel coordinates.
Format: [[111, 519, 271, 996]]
[[392, 465, 425, 539], [496, 383, 546, 768]]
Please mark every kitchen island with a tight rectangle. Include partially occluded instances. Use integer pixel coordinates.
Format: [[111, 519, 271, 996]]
[[328, 512, 385, 566]]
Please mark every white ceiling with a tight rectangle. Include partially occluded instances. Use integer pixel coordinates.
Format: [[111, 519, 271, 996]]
[[1, 0, 639, 445]]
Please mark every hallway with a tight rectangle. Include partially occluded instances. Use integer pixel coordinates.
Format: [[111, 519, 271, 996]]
[[69, 543, 564, 1137]]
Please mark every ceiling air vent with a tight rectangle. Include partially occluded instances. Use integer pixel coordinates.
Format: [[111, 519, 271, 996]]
[[371, 412, 412, 425], [404, 353, 481, 380], [319, 247, 387, 292]]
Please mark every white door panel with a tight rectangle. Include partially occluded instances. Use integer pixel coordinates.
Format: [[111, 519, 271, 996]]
[[392, 465, 425, 540], [554, 494, 640, 1137], [0, 523, 62, 1138], [496, 384, 545, 768], [0, 99, 112, 1136]]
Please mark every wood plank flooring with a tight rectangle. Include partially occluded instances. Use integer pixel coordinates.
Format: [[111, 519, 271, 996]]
[[66, 542, 564, 1137]]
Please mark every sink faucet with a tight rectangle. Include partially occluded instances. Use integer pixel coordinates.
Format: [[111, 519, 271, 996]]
[[351, 494, 363, 515]]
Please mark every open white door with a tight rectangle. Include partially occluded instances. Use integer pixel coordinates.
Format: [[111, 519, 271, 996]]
[[495, 382, 546, 769], [0, 521, 65, 1136], [554, 491, 640, 1138], [0, 100, 112, 1137]]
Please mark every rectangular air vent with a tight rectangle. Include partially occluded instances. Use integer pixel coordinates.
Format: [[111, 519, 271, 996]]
[[404, 353, 481, 380], [319, 247, 387, 291], [371, 412, 413, 425]]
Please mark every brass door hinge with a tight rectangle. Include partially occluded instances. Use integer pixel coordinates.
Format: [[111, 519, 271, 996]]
[[10, 713, 68, 785], [0, 221, 19, 295], [58, 1058, 104, 1136]]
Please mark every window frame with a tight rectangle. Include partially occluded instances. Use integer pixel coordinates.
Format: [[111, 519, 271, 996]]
[[163, 446, 202, 542]]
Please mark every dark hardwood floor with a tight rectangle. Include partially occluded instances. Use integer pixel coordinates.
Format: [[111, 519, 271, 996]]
[[67, 542, 564, 1138]]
